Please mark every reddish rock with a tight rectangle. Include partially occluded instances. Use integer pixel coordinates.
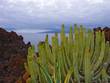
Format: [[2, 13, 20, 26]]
[[94, 27, 110, 43], [0, 28, 31, 83], [103, 27, 110, 43]]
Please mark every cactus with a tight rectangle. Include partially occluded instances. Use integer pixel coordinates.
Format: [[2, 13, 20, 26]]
[[25, 24, 110, 83]]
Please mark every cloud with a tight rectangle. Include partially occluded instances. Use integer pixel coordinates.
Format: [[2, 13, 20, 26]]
[[87, 0, 104, 4], [14, 29, 52, 33], [0, 0, 110, 29]]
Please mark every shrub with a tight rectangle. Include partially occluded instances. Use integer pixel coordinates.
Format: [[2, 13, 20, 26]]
[[25, 24, 110, 83]]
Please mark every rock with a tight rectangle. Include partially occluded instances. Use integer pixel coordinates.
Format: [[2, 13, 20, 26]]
[[0, 28, 31, 83], [103, 27, 110, 43], [94, 27, 110, 43]]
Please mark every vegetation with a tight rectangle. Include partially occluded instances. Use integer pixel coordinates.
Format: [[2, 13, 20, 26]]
[[25, 24, 110, 83]]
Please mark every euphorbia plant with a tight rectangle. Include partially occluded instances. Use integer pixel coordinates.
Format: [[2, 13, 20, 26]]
[[25, 24, 110, 83]]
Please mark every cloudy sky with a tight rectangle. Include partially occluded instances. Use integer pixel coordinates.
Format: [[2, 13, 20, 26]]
[[0, 0, 110, 30]]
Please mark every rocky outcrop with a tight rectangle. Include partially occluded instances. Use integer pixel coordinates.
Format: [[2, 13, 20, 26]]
[[0, 28, 31, 83], [103, 27, 110, 43], [94, 27, 110, 43]]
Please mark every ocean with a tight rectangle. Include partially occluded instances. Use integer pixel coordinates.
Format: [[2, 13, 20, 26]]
[[17, 32, 54, 51]]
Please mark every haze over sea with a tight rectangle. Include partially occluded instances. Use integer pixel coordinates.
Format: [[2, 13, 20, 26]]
[[7, 27, 68, 51]]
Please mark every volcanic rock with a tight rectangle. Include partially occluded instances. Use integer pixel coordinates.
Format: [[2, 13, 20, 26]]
[[0, 28, 31, 83], [94, 27, 110, 43]]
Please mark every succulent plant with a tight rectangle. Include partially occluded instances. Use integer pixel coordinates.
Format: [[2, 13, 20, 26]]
[[25, 24, 110, 83]]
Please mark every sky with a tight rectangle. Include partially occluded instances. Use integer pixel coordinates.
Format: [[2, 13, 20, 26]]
[[0, 0, 110, 31]]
